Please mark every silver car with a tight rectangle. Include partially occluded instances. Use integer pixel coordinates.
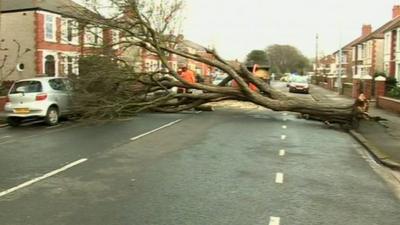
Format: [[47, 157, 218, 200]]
[[2, 77, 72, 126]]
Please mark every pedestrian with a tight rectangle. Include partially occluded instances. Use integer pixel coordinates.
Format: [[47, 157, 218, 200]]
[[354, 93, 369, 119], [179, 66, 196, 93]]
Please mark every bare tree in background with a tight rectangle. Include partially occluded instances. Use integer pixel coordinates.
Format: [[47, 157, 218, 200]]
[[0, 39, 31, 94], [66, 0, 362, 127]]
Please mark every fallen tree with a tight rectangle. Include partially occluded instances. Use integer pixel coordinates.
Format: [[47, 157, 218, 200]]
[[66, 0, 362, 127]]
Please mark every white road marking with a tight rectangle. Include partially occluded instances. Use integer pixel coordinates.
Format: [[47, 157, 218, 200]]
[[0, 158, 87, 198], [281, 135, 286, 140], [130, 119, 182, 141], [275, 173, 284, 184], [0, 135, 11, 140], [283, 112, 288, 116], [269, 216, 281, 225], [279, 149, 286, 156], [282, 125, 287, 129]]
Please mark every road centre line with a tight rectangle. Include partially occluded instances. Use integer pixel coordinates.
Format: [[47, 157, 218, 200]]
[[269, 216, 281, 225], [279, 149, 286, 156], [281, 135, 286, 140], [0, 158, 87, 198], [282, 125, 287, 129], [130, 119, 182, 141], [275, 173, 284, 184]]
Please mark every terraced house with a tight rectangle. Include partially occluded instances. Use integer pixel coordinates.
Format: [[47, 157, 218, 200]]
[[0, 0, 117, 80], [383, 8, 400, 82]]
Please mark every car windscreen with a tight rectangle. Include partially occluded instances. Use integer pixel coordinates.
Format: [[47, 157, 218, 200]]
[[10, 81, 43, 94], [291, 76, 308, 83]]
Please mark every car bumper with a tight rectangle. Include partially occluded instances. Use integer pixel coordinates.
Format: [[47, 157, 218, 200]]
[[3, 103, 48, 118], [289, 87, 309, 93]]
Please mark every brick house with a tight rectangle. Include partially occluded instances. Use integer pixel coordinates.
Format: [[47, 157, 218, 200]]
[[0, 0, 117, 81], [316, 55, 335, 75], [139, 48, 178, 73], [177, 38, 214, 77], [382, 6, 400, 81], [352, 6, 400, 78]]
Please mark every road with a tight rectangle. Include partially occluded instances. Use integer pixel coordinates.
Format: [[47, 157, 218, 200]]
[[0, 89, 399, 225]]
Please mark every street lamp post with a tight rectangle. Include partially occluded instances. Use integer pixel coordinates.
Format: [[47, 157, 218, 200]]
[[337, 47, 343, 94]]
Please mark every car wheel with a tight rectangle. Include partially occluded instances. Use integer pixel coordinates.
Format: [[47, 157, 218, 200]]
[[45, 106, 59, 126], [7, 117, 22, 127]]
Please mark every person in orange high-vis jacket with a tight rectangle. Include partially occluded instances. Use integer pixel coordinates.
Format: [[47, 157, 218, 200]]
[[178, 66, 196, 93]]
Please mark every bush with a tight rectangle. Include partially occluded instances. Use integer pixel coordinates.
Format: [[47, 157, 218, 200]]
[[386, 77, 397, 93], [374, 71, 386, 78], [0, 81, 14, 96], [387, 86, 400, 99]]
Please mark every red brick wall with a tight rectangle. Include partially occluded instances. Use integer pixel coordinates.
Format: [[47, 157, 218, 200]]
[[389, 30, 397, 77], [35, 13, 82, 52], [377, 96, 400, 114]]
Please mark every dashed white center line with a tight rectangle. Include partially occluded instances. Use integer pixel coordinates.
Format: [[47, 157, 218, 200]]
[[275, 173, 284, 184], [269, 216, 281, 225], [282, 125, 287, 129], [0, 158, 87, 198], [281, 135, 286, 140], [279, 149, 286, 156], [130, 119, 182, 141], [283, 112, 288, 116]]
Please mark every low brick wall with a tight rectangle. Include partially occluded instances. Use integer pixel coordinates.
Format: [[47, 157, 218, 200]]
[[318, 82, 328, 89], [342, 83, 353, 97], [377, 96, 400, 114]]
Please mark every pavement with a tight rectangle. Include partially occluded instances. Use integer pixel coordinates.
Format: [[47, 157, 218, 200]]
[[310, 85, 400, 170]]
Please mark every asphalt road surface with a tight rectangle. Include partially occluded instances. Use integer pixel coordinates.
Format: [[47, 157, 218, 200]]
[[0, 101, 399, 225]]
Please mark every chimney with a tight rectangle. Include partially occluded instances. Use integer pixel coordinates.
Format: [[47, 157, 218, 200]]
[[362, 24, 372, 36], [393, 5, 400, 19]]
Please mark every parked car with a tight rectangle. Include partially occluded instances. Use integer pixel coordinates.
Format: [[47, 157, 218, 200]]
[[288, 76, 310, 94], [2, 77, 73, 126]]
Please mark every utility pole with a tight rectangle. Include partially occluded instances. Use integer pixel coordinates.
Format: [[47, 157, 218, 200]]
[[315, 33, 319, 76], [337, 47, 343, 94], [0, 0, 3, 79]]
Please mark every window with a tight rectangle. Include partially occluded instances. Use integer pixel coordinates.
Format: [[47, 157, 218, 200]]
[[397, 64, 400, 82], [357, 45, 363, 60], [45, 55, 56, 76], [16, 63, 25, 71], [111, 30, 120, 49], [385, 33, 391, 55], [61, 55, 79, 75], [84, 25, 103, 46], [45, 14, 56, 42], [10, 81, 42, 94], [49, 79, 67, 91], [61, 18, 79, 44], [397, 29, 400, 52]]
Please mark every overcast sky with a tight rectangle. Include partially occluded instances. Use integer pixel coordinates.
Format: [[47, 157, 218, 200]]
[[182, 0, 400, 60], [75, 0, 400, 60]]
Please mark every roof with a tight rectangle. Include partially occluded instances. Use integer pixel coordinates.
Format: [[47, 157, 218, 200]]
[[181, 39, 206, 51], [0, 0, 86, 15], [382, 18, 400, 32], [352, 16, 400, 46], [332, 36, 364, 54]]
